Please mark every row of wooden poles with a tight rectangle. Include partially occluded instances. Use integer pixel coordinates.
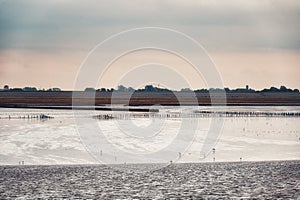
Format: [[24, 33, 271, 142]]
[[2, 110, 299, 120], [194, 110, 300, 117], [93, 110, 300, 120], [0, 114, 54, 120], [93, 113, 187, 120]]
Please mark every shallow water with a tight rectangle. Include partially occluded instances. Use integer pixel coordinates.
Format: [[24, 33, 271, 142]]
[[0, 106, 299, 165], [0, 161, 299, 199]]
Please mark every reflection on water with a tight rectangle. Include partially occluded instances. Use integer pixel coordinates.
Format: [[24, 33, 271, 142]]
[[0, 106, 299, 165]]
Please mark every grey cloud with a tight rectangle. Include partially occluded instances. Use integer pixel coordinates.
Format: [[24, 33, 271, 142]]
[[0, 0, 299, 51]]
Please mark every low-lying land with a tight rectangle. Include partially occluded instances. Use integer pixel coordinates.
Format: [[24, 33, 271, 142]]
[[0, 91, 300, 106]]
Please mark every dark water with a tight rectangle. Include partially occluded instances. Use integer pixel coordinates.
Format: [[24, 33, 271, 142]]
[[0, 161, 299, 199]]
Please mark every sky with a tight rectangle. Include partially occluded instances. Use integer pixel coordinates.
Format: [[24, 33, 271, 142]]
[[0, 0, 299, 90]]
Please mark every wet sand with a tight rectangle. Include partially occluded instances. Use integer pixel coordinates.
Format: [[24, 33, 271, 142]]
[[0, 160, 299, 199]]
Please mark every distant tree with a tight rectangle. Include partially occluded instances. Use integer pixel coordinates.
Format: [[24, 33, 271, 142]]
[[269, 87, 280, 92], [100, 88, 106, 92], [127, 87, 135, 92], [280, 86, 287, 92], [117, 85, 127, 92], [107, 88, 114, 92], [145, 85, 154, 92], [194, 89, 208, 93], [211, 88, 226, 92], [181, 88, 191, 92], [3, 85, 9, 90]]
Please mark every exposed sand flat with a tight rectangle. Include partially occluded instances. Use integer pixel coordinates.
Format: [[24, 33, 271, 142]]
[[0, 161, 299, 199], [0, 91, 300, 106]]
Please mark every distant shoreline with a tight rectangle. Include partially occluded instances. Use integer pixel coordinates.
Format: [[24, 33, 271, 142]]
[[0, 91, 300, 107]]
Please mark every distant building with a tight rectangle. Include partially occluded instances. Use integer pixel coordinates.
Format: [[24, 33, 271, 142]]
[[10, 88, 23, 91], [52, 88, 61, 92], [23, 87, 37, 92], [84, 87, 96, 92]]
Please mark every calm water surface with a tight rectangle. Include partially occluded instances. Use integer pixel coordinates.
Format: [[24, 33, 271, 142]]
[[0, 106, 299, 165]]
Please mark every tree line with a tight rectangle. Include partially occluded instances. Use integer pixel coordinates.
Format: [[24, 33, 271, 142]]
[[2, 84, 299, 93]]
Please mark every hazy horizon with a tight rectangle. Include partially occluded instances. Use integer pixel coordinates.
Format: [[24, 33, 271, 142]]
[[0, 0, 299, 90]]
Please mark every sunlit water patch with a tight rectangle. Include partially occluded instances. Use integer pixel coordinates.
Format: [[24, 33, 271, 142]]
[[0, 106, 299, 165]]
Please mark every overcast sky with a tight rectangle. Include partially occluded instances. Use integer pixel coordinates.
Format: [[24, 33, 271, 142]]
[[0, 0, 299, 90]]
